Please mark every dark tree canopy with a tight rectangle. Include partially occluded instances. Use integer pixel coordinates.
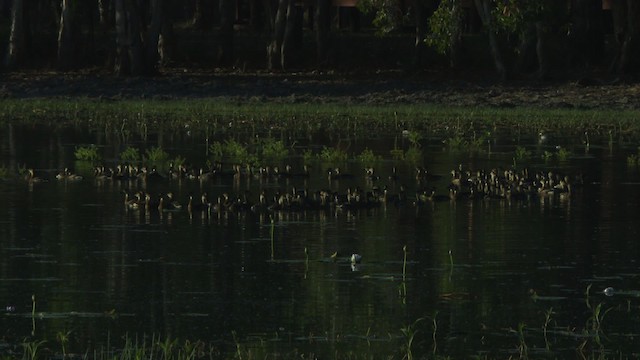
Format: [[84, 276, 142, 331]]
[[0, 0, 636, 81]]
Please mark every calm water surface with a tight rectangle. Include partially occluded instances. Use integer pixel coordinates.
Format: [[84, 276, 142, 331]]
[[1, 123, 640, 358]]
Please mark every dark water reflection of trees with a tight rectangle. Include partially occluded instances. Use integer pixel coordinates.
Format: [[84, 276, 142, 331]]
[[1, 122, 640, 359]]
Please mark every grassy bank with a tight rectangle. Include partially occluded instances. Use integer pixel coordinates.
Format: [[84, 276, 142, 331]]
[[1, 98, 638, 139]]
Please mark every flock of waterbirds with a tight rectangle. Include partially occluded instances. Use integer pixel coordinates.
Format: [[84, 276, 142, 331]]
[[21, 160, 583, 215]]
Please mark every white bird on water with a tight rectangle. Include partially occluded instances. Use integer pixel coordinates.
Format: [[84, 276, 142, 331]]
[[350, 254, 362, 264]]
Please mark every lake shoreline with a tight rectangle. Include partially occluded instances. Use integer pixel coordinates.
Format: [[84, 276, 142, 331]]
[[1, 68, 639, 110]]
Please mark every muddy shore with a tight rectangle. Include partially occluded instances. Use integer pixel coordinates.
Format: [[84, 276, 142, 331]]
[[1, 69, 639, 110]]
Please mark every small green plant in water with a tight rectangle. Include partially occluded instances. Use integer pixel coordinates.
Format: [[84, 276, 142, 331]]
[[557, 147, 571, 162], [469, 135, 487, 150], [120, 146, 141, 163], [627, 154, 639, 166], [404, 130, 422, 148], [390, 148, 404, 161], [319, 146, 348, 163], [144, 146, 169, 167], [21, 339, 46, 360], [170, 155, 187, 169], [157, 336, 178, 358], [587, 302, 612, 337], [400, 318, 424, 360], [226, 139, 256, 164], [210, 139, 256, 164], [446, 134, 465, 149], [514, 146, 531, 162], [542, 150, 554, 162], [261, 138, 289, 162], [356, 148, 381, 165], [302, 149, 314, 164], [209, 141, 224, 162], [543, 307, 555, 350], [74, 144, 101, 162], [57, 330, 71, 359], [516, 322, 528, 359], [404, 147, 423, 164], [0, 165, 11, 180]]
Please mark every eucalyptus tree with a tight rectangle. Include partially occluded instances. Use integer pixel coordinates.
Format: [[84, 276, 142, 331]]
[[610, 0, 640, 76], [219, 0, 235, 64], [428, 0, 573, 80], [267, 0, 302, 69], [315, 0, 331, 64], [57, 0, 77, 69], [6, 0, 60, 68], [358, 0, 438, 65], [113, 0, 165, 75], [5, 0, 25, 68], [193, 0, 214, 30]]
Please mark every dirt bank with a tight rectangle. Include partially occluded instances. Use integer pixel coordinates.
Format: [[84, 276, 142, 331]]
[[1, 68, 639, 110]]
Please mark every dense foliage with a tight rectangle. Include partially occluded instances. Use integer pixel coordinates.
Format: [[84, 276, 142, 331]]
[[0, 0, 638, 79]]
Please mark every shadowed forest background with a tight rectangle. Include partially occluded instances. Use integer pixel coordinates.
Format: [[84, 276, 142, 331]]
[[0, 0, 639, 81]]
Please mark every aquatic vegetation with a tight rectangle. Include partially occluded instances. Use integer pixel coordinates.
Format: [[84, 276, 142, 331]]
[[390, 147, 404, 161], [430, 312, 439, 355], [586, 302, 612, 337], [400, 318, 424, 360], [446, 134, 465, 149], [20, 339, 46, 360], [514, 146, 531, 162], [557, 147, 571, 162], [0, 165, 11, 180], [319, 146, 348, 163], [171, 155, 187, 168], [210, 139, 257, 164], [144, 146, 170, 167], [260, 138, 289, 162], [56, 330, 71, 359], [402, 245, 408, 283], [74, 144, 101, 162], [209, 141, 224, 161], [543, 307, 555, 350], [356, 148, 381, 165], [302, 149, 314, 164], [404, 147, 423, 164], [403, 130, 422, 148], [516, 322, 528, 359], [120, 146, 141, 163]]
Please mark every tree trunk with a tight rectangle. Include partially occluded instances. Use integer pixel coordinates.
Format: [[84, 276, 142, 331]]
[[126, 0, 143, 75], [114, 0, 130, 75], [218, 0, 235, 65], [98, 0, 112, 26], [57, 0, 76, 70], [617, 0, 640, 74], [267, 0, 289, 70], [314, 0, 330, 65], [412, 0, 429, 67], [193, 0, 213, 30], [569, 0, 604, 67], [158, 7, 175, 65], [6, 0, 26, 68], [534, 21, 549, 79], [144, 0, 164, 74], [280, 0, 299, 69], [473, 0, 507, 80]]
